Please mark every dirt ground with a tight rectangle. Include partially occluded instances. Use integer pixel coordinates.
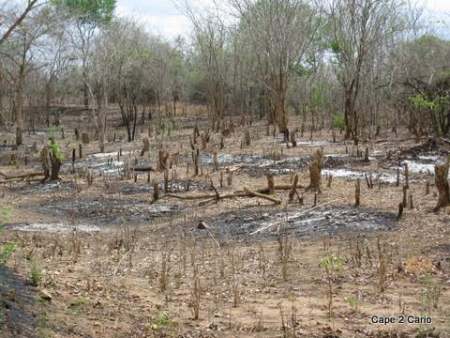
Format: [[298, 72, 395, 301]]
[[0, 109, 450, 338]]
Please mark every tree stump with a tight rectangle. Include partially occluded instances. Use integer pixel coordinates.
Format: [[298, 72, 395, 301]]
[[158, 150, 169, 172], [164, 169, 169, 193], [244, 130, 251, 147], [290, 129, 297, 147], [364, 147, 369, 162], [397, 202, 404, 220], [226, 168, 233, 187], [308, 150, 323, 192], [434, 162, 450, 211], [266, 174, 275, 195], [402, 185, 408, 207], [153, 182, 160, 202], [192, 149, 199, 176], [140, 137, 150, 157], [355, 179, 361, 207], [404, 163, 409, 189], [213, 151, 219, 171], [288, 174, 299, 202], [40, 147, 50, 183]]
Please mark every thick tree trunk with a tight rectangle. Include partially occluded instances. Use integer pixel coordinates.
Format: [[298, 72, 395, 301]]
[[434, 162, 450, 211]]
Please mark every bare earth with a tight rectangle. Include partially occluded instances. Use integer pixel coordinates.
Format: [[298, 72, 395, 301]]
[[1, 110, 449, 338]]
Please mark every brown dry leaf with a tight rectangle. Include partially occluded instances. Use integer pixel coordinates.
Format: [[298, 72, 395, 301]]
[[404, 256, 434, 275]]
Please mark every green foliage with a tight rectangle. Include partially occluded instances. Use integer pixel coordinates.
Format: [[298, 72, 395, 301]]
[[311, 85, 327, 108], [320, 254, 344, 273], [49, 138, 65, 162], [151, 311, 176, 331], [290, 63, 313, 77], [52, 0, 116, 24], [332, 113, 345, 131], [0, 207, 15, 266], [330, 40, 341, 54], [0, 243, 16, 265], [409, 94, 436, 111]]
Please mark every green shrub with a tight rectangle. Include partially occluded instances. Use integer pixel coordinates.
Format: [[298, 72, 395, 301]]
[[49, 138, 64, 162], [332, 113, 345, 131]]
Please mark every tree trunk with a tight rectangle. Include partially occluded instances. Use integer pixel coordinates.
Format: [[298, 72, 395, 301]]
[[15, 65, 25, 146], [344, 87, 353, 140], [434, 162, 450, 211]]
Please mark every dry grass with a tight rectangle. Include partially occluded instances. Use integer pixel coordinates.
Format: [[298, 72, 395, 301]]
[[0, 109, 449, 337]]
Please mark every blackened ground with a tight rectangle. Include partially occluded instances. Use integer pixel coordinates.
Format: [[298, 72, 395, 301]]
[[195, 205, 397, 241]]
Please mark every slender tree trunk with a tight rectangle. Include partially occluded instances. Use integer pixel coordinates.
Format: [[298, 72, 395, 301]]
[[15, 65, 25, 146], [344, 87, 353, 140]]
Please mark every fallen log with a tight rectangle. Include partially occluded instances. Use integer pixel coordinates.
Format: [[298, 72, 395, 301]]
[[257, 184, 305, 194], [243, 187, 281, 204], [164, 188, 282, 205], [0, 171, 44, 181], [132, 166, 155, 172]]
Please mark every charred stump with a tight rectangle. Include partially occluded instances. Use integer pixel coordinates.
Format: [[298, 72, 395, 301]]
[[434, 161, 450, 211]]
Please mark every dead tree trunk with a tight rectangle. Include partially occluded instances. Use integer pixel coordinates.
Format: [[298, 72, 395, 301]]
[[307, 150, 323, 193], [288, 174, 299, 202], [434, 162, 450, 211], [266, 174, 275, 194], [40, 141, 62, 183], [140, 137, 150, 157], [355, 179, 361, 207], [158, 150, 169, 172]]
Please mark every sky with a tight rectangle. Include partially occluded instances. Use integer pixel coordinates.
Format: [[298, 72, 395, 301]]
[[116, 0, 450, 40]]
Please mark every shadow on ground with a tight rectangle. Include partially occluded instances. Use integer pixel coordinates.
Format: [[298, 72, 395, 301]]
[[0, 266, 37, 337]]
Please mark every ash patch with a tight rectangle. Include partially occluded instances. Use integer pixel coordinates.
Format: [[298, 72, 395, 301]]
[[198, 153, 273, 167], [245, 157, 310, 177], [35, 196, 182, 225], [321, 168, 398, 184], [322, 154, 374, 169], [6, 222, 100, 233], [6, 181, 77, 195], [202, 206, 396, 239], [118, 179, 212, 195], [198, 153, 310, 176], [63, 151, 152, 176]]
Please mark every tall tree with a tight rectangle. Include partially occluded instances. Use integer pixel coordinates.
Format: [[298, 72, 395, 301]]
[[1, 5, 51, 145], [231, 0, 320, 137], [51, 0, 116, 107], [327, 0, 408, 143], [0, 0, 40, 45]]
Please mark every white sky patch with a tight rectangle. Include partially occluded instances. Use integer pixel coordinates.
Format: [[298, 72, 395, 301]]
[[116, 2, 191, 40], [116, 0, 450, 39], [427, 0, 450, 12]]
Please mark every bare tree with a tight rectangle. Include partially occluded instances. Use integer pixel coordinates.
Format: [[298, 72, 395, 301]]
[[184, 4, 228, 128], [0, 5, 50, 145], [0, 0, 40, 46], [327, 0, 409, 144], [230, 0, 320, 138]]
